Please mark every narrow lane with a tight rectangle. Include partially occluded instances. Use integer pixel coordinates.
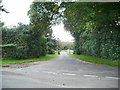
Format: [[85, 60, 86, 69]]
[[1, 51, 118, 88]]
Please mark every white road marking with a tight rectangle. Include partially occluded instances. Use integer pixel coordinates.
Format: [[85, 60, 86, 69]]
[[62, 73, 76, 76], [105, 76, 119, 79], [83, 75, 98, 78], [43, 71, 76, 76], [84, 75, 119, 80], [47, 72, 56, 74], [43, 71, 56, 75]]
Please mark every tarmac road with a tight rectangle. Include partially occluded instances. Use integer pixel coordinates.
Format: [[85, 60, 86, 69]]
[[1, 51, 119, 88]]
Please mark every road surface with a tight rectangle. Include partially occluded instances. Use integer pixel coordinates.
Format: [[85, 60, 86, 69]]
[[1, 51, 119, 88]]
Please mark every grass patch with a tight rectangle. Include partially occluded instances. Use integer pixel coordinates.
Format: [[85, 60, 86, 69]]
[[71, 54, 119, 67], [1, 54, 57, 64]]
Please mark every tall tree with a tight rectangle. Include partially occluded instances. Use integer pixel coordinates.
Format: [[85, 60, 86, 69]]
[[28, 2, 60, 57]]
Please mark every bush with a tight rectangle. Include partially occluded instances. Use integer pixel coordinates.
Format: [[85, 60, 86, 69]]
[[14, 46, 28, 59], [1, 44, 17, 59], [27, 35, 47, 58], [1, 44, 29, 59]]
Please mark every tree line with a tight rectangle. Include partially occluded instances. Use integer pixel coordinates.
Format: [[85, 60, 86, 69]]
[[62, 2, 119, 60], [1, 21, 58, 59]]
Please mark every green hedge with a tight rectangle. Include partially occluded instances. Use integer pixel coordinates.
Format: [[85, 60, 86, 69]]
[[2, 44, 28, 59], [1, 44, 17, 59]]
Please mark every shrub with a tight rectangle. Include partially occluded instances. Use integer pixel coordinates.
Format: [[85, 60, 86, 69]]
[[1, 44, 17, 59], [14, 46, 28, 59], [1, 44, 29, 59]]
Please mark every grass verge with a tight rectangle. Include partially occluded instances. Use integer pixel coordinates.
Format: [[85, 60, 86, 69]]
[[0, 54, 57, 64], [71, 54, 119, 67]]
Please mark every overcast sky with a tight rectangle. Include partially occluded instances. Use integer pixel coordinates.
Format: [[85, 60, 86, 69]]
[[1, 0, 74, 42]]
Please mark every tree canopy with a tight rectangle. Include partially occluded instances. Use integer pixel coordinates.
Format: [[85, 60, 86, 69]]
[[1, 2, 119, 60], [62, 2, 120, 60]]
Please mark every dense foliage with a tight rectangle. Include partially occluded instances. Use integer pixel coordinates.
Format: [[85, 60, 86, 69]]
[[27, 2, 60, 57], [62, 2, 120, 60], [1, 2, 60, 59], [1, 2, 119, 61], [1, 22, 58, 59], [1, 22, 31, 59]]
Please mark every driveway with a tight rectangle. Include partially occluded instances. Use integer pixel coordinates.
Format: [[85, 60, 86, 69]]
[[1, 51, 119, 88]]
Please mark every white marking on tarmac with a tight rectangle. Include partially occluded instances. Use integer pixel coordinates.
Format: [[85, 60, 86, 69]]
[[62, 73, 76, 76], [48, 72, 56, 74], [83, 75, 119, 80], [83, 75, 98, 78], [43, 71, 56, 75], [105, 76, 119, 79]]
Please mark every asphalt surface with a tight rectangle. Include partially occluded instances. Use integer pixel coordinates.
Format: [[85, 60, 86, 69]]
[[1, 51, 119, 88]]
